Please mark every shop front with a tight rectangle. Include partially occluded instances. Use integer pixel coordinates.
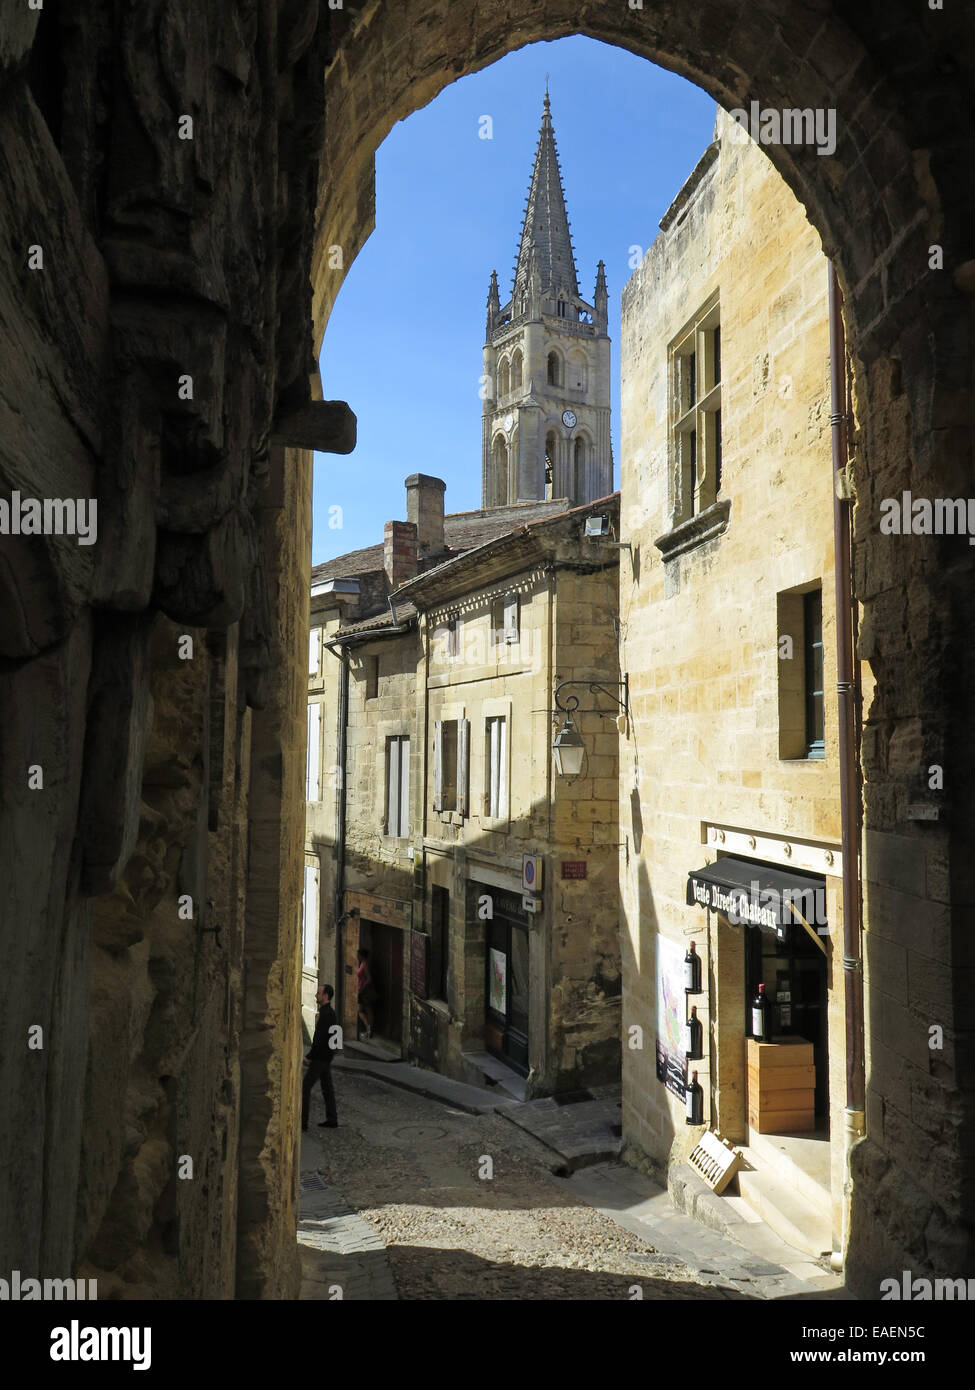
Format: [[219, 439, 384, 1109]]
[[477, 883, 530, 1076], [685, 855, 829, 1134], [681, 852, 840, 1255]]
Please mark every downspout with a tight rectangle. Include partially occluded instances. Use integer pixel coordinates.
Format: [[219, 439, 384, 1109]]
[[323, 641, 350, 1010], [829, 263, 866, 1267]]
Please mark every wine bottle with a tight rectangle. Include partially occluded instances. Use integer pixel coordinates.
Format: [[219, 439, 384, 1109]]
[[684, 940, 701, 994], [683, 1005, 703, 1060], [685, 1069, 703, 1125], [751, 982, 772, 1041]]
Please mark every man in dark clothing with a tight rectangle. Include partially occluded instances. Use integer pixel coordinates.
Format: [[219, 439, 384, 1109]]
[[302, 984, 339, 1131]]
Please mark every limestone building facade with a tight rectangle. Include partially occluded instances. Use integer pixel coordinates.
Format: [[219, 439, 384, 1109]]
[[619, 109, 854, 1263], [305, 478, 622, 1096], [482, 94, 612, 510], [304, 480, 570, 1054], [398, 495, 623, 1096]]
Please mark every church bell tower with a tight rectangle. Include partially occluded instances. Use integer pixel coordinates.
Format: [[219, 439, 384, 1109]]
[[481, 90, 612, 509]]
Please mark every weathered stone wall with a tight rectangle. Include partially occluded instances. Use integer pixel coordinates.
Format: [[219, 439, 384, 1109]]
[[551, 561, 622, 1089], [619, 109, 845, 1241], [0, 0, 331, 1296]]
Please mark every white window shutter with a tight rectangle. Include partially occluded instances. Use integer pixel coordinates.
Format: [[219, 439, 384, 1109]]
[[457, 718, 469, 816], [433, 720, 444, 812], [499, 717, 509, 817], [306, 703, 322, 801], [387, 737, 400, 834], [308, 628, 319, 675], [488, 718, 500, 819], [503, 593, 519, 644], [399, 738, 410, 838], [302, 865, 319, 968]]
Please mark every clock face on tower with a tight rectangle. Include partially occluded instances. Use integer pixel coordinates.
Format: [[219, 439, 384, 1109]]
[[504, 413, 514, 432], [562, 409, 577, 428]]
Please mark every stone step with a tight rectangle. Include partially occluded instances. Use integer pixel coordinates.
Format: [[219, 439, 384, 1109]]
[[736, 1165, 832, 1260], [744, 1126, 832, 1220], [460, 1050, 528, 1101]]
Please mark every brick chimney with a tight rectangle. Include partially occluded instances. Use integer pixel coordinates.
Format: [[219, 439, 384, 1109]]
[[405, 473, 446, 555], [384, 519, 418, 588]]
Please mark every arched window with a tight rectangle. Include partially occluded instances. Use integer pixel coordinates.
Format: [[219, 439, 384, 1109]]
[[544, 431, 557, 500], [498, 358, 510, 399], [512, 349, 523, 390], [547, 351, 560, 387], [573, 436, 586, 502], [493, 436, 508, 505]]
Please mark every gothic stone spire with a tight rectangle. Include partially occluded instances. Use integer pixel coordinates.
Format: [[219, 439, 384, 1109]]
[[511, 91, 579, 305]]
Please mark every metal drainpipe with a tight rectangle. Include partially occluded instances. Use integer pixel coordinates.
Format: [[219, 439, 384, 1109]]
[[829, 263, 866, 1268], [323, 641, 350, 1009]]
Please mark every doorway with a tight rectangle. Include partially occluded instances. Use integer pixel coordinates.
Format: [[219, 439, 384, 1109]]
[[745, 919, 829, 1122], [484, 891, 530, 1074], [359, 919, 404, 1053]]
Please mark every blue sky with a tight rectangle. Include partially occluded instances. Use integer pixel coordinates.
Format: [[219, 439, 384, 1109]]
[[312, 35, 717, 565]]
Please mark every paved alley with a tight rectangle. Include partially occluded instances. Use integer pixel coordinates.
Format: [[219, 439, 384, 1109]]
[[297, 1061, 839, 1302]]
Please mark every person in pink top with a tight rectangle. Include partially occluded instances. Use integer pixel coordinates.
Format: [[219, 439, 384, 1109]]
[[356, 948, 377, 1039]]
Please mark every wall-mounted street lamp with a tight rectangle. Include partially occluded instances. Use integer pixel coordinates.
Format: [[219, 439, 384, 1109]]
[[552, 676, 629, 779]]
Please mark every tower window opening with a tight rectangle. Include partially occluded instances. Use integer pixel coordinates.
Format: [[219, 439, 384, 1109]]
[[545, 431, 557, 500], [547, 351, 560, 387], [573, 436, 585, 503], [512, 350, 523, 390]]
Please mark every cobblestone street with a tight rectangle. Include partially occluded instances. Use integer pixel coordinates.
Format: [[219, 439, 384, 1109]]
[[298, 1061, 807, 1301]]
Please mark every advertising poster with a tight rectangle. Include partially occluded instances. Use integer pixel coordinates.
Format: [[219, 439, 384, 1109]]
[[656, 935, 687, 1101], [489, 947, 507, 1015]]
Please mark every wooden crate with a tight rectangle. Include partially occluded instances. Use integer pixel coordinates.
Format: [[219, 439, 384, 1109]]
[[747, 1064, 815, 1091], [747, 1037, 815, 1133], [688, 1130, 743, 1195]]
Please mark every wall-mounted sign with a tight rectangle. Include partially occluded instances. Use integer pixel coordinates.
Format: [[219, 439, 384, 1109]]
[[522, 894, 540, 914], [561, 861, 587, 880], [522, 854, 543, 893]]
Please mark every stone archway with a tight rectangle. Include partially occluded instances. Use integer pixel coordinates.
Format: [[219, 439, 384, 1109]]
[[1, 1, 972, 1299], [311, 2, 975, 1295]]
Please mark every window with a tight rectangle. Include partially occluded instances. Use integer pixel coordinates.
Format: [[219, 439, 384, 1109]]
[[498, 358, 510, 399], [385, 735, 410, 837], [306, 701, 322, 801], [544, 431, 557, 497], [430, 886, 449, 1002], [302, 864, 319, 969], [436, 617, 461, 661], [365, 654, 379, 700], [547, 351, 561, 387], [777, 585, 825, 760], [512, 349, 523, 390], [485, 715, 508, 820], [491, 592, 520, 647], [493, 435, 508, 504], [434, 718, 468, 814], [573, 437, 585, 502], [308, 627, 320, 676], [671, 299, 721, 521], [804, 589, 825, 758]]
